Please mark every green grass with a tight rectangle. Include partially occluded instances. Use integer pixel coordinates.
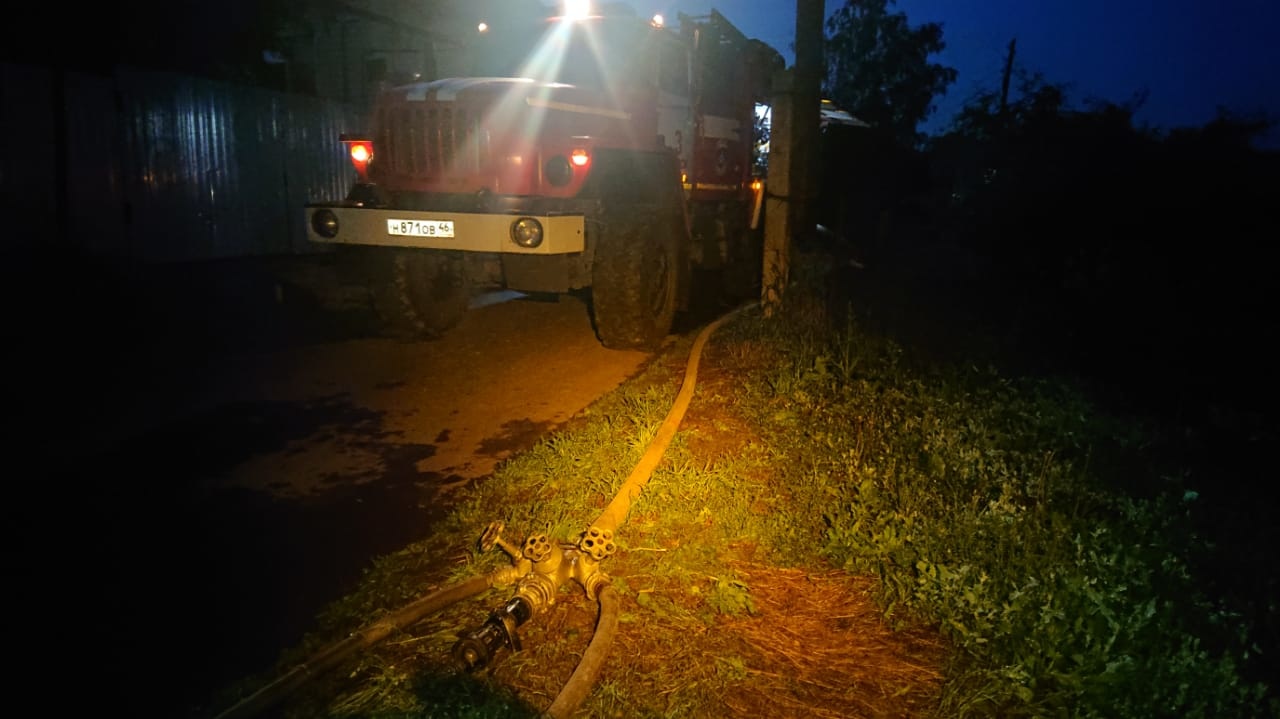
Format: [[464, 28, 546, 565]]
[[207, 250, 1276, 719], [724, 281, 1272, 717]]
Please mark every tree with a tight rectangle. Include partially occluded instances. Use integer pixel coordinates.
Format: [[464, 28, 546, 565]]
[[949, 70, 1071, 142], [823, 0, 957, 147]]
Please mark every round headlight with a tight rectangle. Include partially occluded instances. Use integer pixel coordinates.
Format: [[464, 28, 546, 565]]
[[544, 155, 573, 187], [311, 209, 339, 238], [511, 217, 544, 248]]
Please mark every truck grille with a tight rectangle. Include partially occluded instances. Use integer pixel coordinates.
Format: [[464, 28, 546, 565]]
[[376, 105, 487, 176]]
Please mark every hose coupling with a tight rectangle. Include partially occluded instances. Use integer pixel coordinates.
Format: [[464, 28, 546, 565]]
[[451, 595, 533, 673], [515, 566, 560, 614], [580, 570, 612, 601], [571, 526, 617, 599]]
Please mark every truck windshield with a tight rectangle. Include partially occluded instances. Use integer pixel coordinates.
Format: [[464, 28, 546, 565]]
[[470, 16, 649, 89]]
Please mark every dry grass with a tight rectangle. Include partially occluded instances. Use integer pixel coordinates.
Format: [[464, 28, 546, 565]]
[[474, 552, 947, 718], [717, 562, 945, 718]]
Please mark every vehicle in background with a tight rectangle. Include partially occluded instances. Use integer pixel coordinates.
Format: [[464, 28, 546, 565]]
[[304, 1, 781, 349]]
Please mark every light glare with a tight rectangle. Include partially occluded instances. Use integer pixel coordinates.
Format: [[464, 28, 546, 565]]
[[563, 0, 590, 20]]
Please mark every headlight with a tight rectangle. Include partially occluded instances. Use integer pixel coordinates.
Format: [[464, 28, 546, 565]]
[[510, 217, 544, 248], [311, 209, 339, 238], [544, 155, 573, 187]]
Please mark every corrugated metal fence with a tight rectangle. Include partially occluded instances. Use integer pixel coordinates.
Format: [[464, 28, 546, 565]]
[[3, 62, 366, 263]]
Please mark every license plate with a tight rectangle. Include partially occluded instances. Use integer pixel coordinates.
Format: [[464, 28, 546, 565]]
[[386, 218, 455, 238]]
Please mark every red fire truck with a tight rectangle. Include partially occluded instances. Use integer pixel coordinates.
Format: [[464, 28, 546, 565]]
[[304, 1, 782, 350]]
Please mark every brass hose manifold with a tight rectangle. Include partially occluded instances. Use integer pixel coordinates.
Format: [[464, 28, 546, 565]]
[[454, 521, 619, 671]]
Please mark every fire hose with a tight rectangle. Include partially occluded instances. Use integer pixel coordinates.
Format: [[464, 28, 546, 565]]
[[212, 301, 751, 719], [543, 302, 749, 717]]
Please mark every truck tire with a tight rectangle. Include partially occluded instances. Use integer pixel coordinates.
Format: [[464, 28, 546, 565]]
[[591, 206, 679, 351], [370, 249, 469, 340]]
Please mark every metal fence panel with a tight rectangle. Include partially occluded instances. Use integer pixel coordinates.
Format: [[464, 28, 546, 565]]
[[280, 90, 366, 255], [66, 69, 128, 258], [1, 64, 59, 253], [3, 62, 365, 263]]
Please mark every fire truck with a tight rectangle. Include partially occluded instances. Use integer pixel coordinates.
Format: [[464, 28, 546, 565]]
[[304, 1, 782, 350]]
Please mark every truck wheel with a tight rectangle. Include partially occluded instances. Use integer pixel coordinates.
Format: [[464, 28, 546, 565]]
[[591, 207, 679, 350], [371, 249, 469, 340]]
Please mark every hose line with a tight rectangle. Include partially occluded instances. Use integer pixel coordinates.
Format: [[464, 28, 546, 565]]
[[546, 301, 754, 718], [213, 572, 496, 719], [591, 302, 754, 534], [544, 585, 621, 719]]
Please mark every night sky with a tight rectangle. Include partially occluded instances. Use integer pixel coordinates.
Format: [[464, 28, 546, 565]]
[[667, 0, 1280, 143], [11, 0, 1276, 144]]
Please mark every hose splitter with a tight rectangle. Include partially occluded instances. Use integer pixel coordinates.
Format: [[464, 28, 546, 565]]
[[451, 521, 617, 672]]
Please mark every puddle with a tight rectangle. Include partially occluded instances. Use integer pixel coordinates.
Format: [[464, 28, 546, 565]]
[[29, 395, 471, 717]]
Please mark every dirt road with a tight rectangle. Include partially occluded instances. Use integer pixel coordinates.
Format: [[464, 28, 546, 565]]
[[12, 259, 664, 718]]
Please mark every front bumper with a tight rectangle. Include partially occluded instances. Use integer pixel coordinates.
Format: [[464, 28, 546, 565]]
[[305, 204, 586, 255]]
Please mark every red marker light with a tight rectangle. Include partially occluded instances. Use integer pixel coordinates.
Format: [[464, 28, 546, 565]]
[[343, 140, 374, 182], [570, 149, 590, 167]]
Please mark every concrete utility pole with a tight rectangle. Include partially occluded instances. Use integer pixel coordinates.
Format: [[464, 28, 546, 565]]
[[761, 0, 824, 317], [760, 68, 793, 318], [792, 0, 823, 245]]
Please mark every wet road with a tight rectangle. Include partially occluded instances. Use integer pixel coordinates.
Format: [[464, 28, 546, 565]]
[[11, 261, 658, 718]]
